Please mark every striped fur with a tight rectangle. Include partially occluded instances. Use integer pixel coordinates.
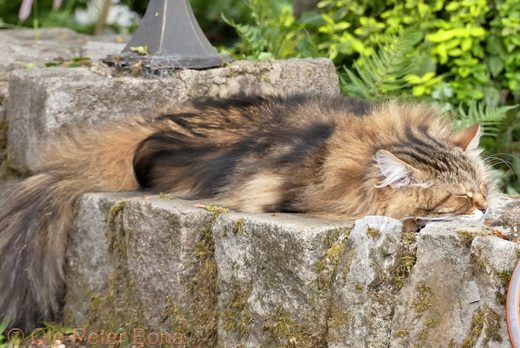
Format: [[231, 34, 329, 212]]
[[0, 94, 493, 330]]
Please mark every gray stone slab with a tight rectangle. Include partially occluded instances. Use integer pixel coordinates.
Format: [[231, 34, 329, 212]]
[[6, 58, 339, 173]]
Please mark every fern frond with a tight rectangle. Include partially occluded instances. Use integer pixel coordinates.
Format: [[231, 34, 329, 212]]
[[222, 13, 267, 57], [223, 0, 316, 60], [341, 28, 423, 99], [456, 101, 518, 137]]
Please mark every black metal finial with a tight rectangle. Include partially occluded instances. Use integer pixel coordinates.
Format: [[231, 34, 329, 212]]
[[104, 0, 232, 74]]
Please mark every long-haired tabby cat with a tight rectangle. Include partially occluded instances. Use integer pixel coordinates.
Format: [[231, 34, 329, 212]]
[[0, 93, 492, 331]]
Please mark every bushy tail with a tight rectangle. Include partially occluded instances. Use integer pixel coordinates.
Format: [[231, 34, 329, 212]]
[[0, 119, 157, 331]]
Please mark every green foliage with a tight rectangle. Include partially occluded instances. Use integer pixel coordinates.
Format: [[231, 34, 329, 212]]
[[222, 0, 316, 60], [456, 102, 518, 137], [341, 28, 424, 99], [226, 0, 520, 193]]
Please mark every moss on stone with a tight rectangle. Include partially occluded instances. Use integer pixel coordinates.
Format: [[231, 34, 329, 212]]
[[472, 246, 489, 275], [88, 201, 219, 346], [402, 232, 417, 245], [157, 192, 177, 200], [391, 255, 417, 290], [456, 229, 494, 248], [412, 282, 432, 317], [496, 270, 512, 305], [221, 282, 253, 340], [184, 226, 219, 345], [340, 251, 355, 281], [326, 305, 350, 342], [85, 200, 147, 336], [318, 229, 351, 287], [204, 205, 231, 214], [416, 317, 438, 341], [233, 218, 246, 235], [394, 330, 409, 338], [262, 307, 321, 347], [461, 306, 503, 347], [497, 270, 512, 287], [484, 307, 502, 344], [366, 227, 381, 240]]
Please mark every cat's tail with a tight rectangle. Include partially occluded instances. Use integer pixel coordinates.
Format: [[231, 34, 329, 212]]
[[0, 118, 158, 331]]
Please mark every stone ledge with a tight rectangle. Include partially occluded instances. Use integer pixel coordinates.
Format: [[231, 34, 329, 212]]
[[5, 57, 339, 173], [64, 192, 520, 347]]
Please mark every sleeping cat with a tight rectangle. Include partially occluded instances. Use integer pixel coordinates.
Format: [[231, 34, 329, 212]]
[[0, 93, 492, 331]]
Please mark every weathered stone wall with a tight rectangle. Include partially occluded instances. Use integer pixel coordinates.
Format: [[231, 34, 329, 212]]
[[64, 192, 520, 347]]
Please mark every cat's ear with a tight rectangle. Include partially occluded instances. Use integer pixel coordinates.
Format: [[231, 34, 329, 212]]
[[451, 124, 482, 151], [375, 150, 413, 189]]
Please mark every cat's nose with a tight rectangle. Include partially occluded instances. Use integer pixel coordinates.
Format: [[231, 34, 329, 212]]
[[478, 205, 488, 214]]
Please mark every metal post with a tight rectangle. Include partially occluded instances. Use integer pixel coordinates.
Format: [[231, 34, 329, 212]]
[[104, 0, 232, 74]]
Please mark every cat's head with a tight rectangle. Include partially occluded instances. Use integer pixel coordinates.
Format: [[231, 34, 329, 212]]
[[374, 124, 494, 224]]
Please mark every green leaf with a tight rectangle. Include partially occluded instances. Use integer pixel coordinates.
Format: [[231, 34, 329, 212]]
[[461, 37, 472, 51], [71, 57, 91, 62], [257, 52, 273, 60], [427, 29, 456, 42], [488, 56, 505, 77], [130, 46, 149, 55], [470, 27, 486, 37], [45, 61, 64, 67]]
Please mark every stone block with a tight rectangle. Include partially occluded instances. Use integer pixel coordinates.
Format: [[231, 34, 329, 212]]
[[5, 58, 339, 173], [329, 216, 403, 347], [390, 221, 519, 348], [213, 212, 352, 347], [65, 193, 219, 346]]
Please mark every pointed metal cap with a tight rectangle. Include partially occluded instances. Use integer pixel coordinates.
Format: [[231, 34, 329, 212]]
[[105, 0, 232, 73]]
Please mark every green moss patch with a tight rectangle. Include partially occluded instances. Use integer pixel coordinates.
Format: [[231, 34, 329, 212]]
[[461, 306, 502, 347], [412, 282, 433, 317]]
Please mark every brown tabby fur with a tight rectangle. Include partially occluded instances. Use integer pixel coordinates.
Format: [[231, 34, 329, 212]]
[[0, 94, 493, 331]]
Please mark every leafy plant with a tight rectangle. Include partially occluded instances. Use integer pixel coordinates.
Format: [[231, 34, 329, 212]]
[[341, 28, 424, 99], [455, 102, 518, 137], [222, 0, 316, 60]]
